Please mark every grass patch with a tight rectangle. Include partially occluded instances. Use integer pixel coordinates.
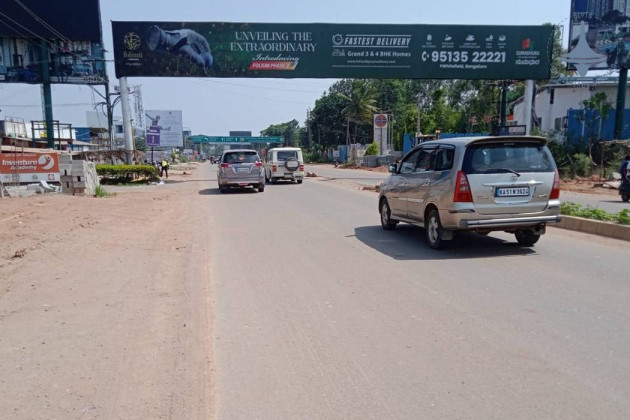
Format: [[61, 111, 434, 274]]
[[560, 202, 630, 225], [94, 185, 115, 198]]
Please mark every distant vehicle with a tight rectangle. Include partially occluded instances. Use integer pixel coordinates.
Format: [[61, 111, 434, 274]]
[[218, 149, 265, 193], [264, 147, 304, 184], [378, 135, 561, 249]]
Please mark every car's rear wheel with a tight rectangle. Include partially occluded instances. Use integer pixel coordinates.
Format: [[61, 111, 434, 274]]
[[515, 229, 540, 246], [297, 179, 303, 184], [622, 193, 630, 202], [219, 186, 227, 194], [258, 184, 265, 192], [379, 199, 398, 230], [425, 209, 447, 250]]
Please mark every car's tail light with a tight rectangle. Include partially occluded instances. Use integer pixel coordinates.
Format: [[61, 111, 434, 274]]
[[254, 162, 263, 167], [549, 169, 560, 199], [453, 171, 473, 202], [272, 165, 277, 173], [221, 163, 230, 168], [299, 164, 304, 171]]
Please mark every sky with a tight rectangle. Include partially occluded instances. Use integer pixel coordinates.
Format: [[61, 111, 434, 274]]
[[0, 0, 571, 137]]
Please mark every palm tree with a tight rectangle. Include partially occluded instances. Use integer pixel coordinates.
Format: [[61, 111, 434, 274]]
[[338, 80, 378, 159]]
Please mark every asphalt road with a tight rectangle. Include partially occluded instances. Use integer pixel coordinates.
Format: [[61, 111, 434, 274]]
[[206, 163, 630, 419], [308, 164, 630, 213]]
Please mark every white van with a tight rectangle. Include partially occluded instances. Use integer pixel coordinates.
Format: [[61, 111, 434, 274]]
[[264, 147, 304, 184]]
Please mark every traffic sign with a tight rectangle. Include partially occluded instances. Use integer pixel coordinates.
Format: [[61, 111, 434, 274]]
[[374, 114, 388, 128]]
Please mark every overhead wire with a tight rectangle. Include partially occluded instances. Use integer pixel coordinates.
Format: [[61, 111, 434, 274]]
[[0, 10, 108, 84], [189, 80, 315, 105], [13, 0, 74, 44]]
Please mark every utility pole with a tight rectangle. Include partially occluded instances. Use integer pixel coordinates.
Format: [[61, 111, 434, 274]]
[[40, 40, 55, 149], [614, 67, 627, 139], [119, 77, 135, 164], [524, 80, 535, 135], [500, 81, 508, 126]]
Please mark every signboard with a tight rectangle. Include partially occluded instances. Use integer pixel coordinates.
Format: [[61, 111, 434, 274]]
[[498, 125, 526, 136], [0, 152, 60, 183], [568, 0, 630, 71], [373, 114, 389, 154], [191, 135, 283, 144], [112, 22, 553, 80], [145, 110, 183, 147], [0, 0, 106, 85]]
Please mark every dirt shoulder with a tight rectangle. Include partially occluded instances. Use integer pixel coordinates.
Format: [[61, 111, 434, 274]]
[[0, 162, 215, 419]]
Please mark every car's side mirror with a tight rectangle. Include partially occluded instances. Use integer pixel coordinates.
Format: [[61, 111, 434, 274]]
[[388, 164, 397, 173]]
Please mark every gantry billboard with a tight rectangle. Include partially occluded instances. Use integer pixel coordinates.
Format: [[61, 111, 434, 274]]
[[112, 22, 553, 80], [0, 0, 106, 84], [568, 0, 630, 70]]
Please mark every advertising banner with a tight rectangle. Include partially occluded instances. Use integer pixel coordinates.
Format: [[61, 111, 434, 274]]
[[0, 152, 60, 183], [0, 0, 105, 85], [113, 22, 553, 80], [568, 0, 630, 71], [145, 110, 183, 148]]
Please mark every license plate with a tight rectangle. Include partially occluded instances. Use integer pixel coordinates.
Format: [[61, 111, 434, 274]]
[[496, 187, 529, 197], [235, 167, 250, 173]]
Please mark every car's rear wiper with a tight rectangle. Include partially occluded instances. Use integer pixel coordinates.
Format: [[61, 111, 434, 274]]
[[494, 168, 521, 177]]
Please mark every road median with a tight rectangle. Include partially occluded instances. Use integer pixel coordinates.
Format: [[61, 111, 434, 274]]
[[555, 216, 630, 241]]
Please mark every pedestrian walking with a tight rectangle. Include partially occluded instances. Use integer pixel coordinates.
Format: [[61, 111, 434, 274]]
[[161, 158, 169, 178]]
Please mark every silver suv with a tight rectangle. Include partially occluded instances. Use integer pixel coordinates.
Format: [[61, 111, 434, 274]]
[[218, 149, 265, 193], [378, 136, 561, 249]]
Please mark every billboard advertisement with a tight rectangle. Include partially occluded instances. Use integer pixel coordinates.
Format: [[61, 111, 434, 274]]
[[0, 152, 60, 183], [568, 0, 630, 71], [0, 0, 105, 84], [112, 22, 553, 80], [145, 110, 183, 148]]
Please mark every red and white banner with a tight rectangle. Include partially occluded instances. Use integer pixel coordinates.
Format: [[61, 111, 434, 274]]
[[0, 152, 60, 183]]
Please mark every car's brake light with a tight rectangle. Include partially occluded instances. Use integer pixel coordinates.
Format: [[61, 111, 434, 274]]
[[549, 169, 560, 199], [254, 162, 263, 167], [299, 164, 304, 171], [453, 171, 473, 202], [272, 165, 277, 173], [221, 163, 230, 168]]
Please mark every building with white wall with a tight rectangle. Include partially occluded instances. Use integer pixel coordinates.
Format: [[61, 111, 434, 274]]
[[512, 79, 630, 137]]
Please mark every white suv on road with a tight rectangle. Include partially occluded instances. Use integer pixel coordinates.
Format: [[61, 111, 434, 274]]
[[264, 147, 304, 184]]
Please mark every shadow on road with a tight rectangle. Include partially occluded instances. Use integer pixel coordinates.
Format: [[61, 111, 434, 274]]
[[354, 225, 537, 260], [199, 187, 259, 195]]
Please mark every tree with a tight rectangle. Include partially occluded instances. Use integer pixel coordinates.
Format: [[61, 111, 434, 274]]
[[261, 120, 300, 146], [337, 79, 378, 147], [582, 92, 613, 163]]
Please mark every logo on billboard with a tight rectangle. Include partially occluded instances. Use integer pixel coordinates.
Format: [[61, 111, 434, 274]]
[[521, 38, 534, 51], [38, 154, 55, 170], [124, 32, 141, 50], [332, 34, 343, 46]]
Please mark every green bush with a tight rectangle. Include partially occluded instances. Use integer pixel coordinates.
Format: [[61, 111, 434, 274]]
[[96, 164, 158, 180], [560, 202, 630, 225], [570, 153, 592, 177], [364, 142, 379, 156]]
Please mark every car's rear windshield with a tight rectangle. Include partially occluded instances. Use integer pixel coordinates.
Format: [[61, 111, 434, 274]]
[[462, 142, 556, 174], [277, 151, 298, 160], [223, 152, 259, 163]]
